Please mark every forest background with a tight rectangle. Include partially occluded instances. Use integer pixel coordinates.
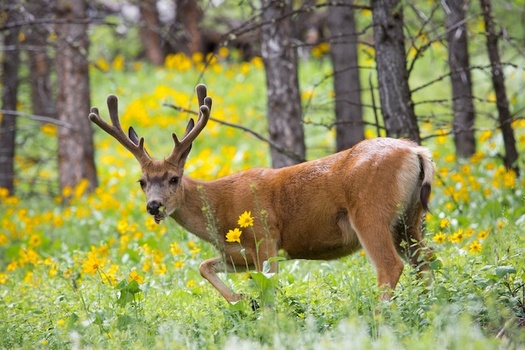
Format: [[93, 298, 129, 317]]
[[0, 0, 524, 348]]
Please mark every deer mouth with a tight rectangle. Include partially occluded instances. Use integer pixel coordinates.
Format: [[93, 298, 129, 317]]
[[153, 205, 167, 224], [154, 214, 165, 224]]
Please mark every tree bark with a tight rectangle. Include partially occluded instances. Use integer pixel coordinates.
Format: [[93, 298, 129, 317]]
[[372, 0, 420, 143], [0, 6, 22, 194], [174, 0, 203, 55], [55, 0, 98, 194], [26, 0, 56, 118], [328, 0, 364, 151], [444, 0, 476, 158], [480, 0, 519, 175], [261, 0, 306, 168], [139, 0, 164, 65]]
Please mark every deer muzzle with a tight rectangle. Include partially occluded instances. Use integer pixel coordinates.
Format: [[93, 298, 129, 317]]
[[146, 200, 165, 223]]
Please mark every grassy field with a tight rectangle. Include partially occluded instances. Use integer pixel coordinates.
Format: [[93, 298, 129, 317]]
[[1, 49, 525, 349]]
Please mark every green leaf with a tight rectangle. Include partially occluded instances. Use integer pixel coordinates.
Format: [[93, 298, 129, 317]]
[[117, 315, 135, 330], [123, 280, 141, 295], [429, 259, 443, 271], [66, 312, 79, 329], [495, 265, 516, 279], [117, 289, 135, 307]]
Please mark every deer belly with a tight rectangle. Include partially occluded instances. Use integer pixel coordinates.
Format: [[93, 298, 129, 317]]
[[283, 225, 361, 260]]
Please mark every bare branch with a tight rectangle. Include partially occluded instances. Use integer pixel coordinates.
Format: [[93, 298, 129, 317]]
[[0, 109, 75, 129], [163, 103, 306, 163]]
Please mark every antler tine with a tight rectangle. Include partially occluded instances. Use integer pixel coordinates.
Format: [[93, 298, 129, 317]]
[[168, 85, 212, 163], [183, 84, 212, 144], [88, 95, 151, 166]]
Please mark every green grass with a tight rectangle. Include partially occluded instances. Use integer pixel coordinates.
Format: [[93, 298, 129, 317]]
[[1, 50, 525, 349]]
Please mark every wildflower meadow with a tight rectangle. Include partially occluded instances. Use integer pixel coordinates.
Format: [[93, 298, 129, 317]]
[[1, 48, 524, 349]]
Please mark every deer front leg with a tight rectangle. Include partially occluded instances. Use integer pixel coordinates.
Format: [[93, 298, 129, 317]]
[[199, 256, 243, 303]]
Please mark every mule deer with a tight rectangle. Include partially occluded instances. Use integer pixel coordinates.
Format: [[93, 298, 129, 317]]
[[89, 84, 436, 302]]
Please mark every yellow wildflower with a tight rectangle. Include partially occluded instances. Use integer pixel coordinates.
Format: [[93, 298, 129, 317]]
[[112, 54, 124, 71], [7, 261, 18, 272], [502, 170, 517, 188], [440, 219, 450, 229], [81, 250, 104, 275], [0, 187, 9, 199], [226, 228, 242, 243], [468, 240, 482, 254], [0, 233, 8, 246], [129, 269, 144, 284], [155, 264, 167, 275], [117, 219, 129, 234], [449, 229, 464, 243], [477, 230, 489, 240], [188, 240, 201, 256], [170, 242, 182, 256], [0, 273, 7, 284], [27, 234, 42, 247], [186, 279, 195, 288], [433, 232, 447, 244], [174, 261, 185, 269], [41, 123, 57, 136], [237, 211, 254, 228]]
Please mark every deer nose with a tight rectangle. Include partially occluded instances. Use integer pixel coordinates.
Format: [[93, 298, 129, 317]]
[[147, 200, 162, 215]]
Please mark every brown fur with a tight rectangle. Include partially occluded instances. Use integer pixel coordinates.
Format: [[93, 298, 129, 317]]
[[90, 85, 436, 303]]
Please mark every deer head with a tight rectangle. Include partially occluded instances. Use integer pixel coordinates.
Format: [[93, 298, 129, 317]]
[[89, 84, 212, 223]]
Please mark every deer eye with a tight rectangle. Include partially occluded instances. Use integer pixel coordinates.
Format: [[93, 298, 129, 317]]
[[138, 179, 146, 188], [169, 176, 179, 185]]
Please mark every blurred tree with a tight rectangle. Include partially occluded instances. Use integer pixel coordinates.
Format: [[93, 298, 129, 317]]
[[480, 0, 519, 175], [139, 0, 164, 65], [372, 0, 420, 143], [0, 4, 22, 194], [444, 0, 476, 158], [26, 0, 56, 118], [173, 0, 203, 55], [328, 0, 364, 151], [55, 0, 98, 194], [260, 0, 306, 168]]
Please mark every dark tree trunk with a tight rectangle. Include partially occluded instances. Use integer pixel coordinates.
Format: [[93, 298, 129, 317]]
[[174, 0, 203, 55], [55, 0, 98, 194], [328, 0, 364, 151], [372, 0, 420, 143], [139, 0, 164, 65], [444, 0, 476, 158], [261, 0, 306, 168], [0, 6, 22, 194], [480, 0, 519, 175], [26, 0, 56, 118]]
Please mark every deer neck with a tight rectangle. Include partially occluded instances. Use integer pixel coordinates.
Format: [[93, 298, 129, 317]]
[[169, 176, 218, 244]]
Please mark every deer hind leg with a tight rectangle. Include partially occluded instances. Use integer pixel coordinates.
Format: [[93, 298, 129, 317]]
[[351, 213, 404, 301], [394, 204, 435, 282]]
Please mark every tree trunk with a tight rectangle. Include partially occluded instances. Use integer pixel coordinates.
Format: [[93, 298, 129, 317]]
[[261, 0, 306, 168], [175, 0, 203, 55], [480, 0, 519, 175], [26, 0, 56, 118], [444, 0, 476, 158], [55, 0, 98, 194], [0, 6, 22, 194], [372, 0, 420, 143], [139, 0, 164, 65], [328, 0, 364, 151]]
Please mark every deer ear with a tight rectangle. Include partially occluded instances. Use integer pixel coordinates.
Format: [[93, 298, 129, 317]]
[[128, 127, 140, 145], [129, 127, 150, 157], [183, 118, 195, 139]]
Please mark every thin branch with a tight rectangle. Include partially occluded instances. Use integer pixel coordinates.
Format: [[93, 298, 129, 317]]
[[163, 103, 306, 163], [0, 110, 76, 129]]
